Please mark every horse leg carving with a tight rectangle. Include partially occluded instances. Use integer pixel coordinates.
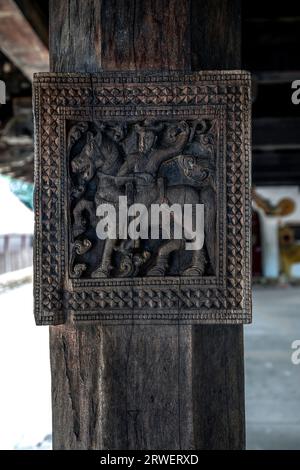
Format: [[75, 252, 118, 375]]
[[91, 238, 116, 278], [147, 239, 184, 276], [182, 249, 206, 276]]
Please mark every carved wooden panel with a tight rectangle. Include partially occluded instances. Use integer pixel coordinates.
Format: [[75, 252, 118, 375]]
[[33, 71, 252, 325]]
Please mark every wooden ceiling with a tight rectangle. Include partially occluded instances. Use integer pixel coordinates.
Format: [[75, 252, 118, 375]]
[[243, 1, 300, 186]]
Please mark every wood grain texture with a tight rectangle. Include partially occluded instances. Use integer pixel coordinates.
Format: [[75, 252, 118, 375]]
[[49, 0, 190, 72], [100, 0, 190, 70], [192, 325, 245, 449], [49, 0, 246, 449], [191, 0, 241, 70]]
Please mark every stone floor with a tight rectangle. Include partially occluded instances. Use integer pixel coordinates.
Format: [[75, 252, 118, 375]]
[[0, 282, 299, 449], [0, 282, 51, 450], [245, 285, 300, 449]]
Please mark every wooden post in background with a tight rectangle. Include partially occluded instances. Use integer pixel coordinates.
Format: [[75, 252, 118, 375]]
[[49, 0, 245, 450]]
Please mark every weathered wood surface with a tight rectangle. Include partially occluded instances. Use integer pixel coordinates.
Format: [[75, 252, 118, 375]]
[[49, 0, 245, 450], [34, 70, 251, 325]]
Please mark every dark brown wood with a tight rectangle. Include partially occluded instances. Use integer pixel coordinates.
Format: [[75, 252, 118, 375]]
[[49, 0, 246, 449], [33, 70, 251, 325], [191, 0, 241, 70], [192, 325, 245, 449], [191, 3, 245, 446], [49, 0, 190, 72]]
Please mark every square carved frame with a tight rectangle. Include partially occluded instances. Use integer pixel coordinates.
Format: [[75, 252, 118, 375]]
[[33, 71, 252, 325]]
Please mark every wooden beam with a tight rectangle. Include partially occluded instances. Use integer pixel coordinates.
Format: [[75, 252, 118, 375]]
[[190, 0, 245, 450], [253, 150, 300, 186], [15, 0, 49, 47], [49, 0, 245, 450], [0, 0, 48, 81], [253, 117, 300, 150], [254, 71, 300, 84]]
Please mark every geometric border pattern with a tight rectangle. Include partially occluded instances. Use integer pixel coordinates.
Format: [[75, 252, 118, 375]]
[[33, 71, 252, 325]]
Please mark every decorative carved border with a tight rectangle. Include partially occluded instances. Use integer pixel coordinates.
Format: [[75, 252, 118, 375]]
[[33, 71, 252, 325]]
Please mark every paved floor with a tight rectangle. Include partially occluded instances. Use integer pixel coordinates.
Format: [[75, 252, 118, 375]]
[[245, 285, 300, 449], [0, 282, 299, 449], [0, 282, 51, 450]]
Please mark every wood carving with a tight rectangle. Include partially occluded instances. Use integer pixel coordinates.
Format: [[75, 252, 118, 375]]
[[252, 189, 295, 217], [69, 118, 213, 279], [33, 71, 252, 325]]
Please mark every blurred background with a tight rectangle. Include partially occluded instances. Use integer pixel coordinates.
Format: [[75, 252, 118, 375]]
[[0, 0, 300, 450]]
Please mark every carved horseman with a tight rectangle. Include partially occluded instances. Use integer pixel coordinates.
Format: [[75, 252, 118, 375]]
[[69, 118, 216, 278]]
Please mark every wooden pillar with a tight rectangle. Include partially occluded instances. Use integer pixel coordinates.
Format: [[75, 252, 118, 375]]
[[49, 0, 245, 450]]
